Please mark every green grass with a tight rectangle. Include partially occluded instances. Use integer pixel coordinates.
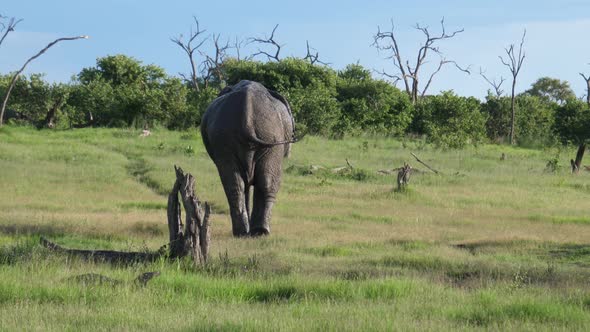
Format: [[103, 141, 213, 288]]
[[1, 126, 590, 330]]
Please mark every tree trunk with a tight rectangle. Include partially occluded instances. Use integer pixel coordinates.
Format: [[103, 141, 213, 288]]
[[509, 80, 516, 145], [571, 143, 587, 174], [41, 96, 63, 129], [0, 36, 87, 127]]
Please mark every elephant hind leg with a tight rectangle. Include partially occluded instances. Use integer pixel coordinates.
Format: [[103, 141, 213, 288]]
[[250, 187, 275, 236], [218, 166, 250, 237], [250, 147, 283, 236]]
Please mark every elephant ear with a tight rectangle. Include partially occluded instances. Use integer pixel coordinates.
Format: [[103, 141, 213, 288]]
[[217, 85, 234, 97]]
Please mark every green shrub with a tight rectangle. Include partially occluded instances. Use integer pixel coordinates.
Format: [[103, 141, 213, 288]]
[[416, 91, 487, 148]]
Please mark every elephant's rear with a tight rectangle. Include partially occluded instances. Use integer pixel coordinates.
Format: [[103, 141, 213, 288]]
[[200, 80, 294, 237], [201, 80, 293, 165]]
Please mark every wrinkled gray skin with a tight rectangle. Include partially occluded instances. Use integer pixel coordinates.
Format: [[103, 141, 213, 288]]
[[201, 80, 295, 237]]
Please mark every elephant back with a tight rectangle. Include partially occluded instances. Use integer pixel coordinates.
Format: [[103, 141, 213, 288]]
[[202, 80, 294, 148]]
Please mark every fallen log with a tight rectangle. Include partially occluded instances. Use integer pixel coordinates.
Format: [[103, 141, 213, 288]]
[[40, 236, 162, 264]]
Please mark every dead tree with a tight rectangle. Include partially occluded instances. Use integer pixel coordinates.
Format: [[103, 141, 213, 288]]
[[479, 67, 506, 97], [168, 165, 211, 264], [372, 18, 470, 104], [396, 163, 412, 191], [42, 95, 64, 129], [499, 30, 526, 145], [0, 35, 88, 127], [250, 24, 283, 61], [0, 14, 22, 49], [171, 17, 208, 93], [580, 71, 590, 107], [233, 36, 248, 61], [201, 34, 231, 88], [304, 40, 329, 65], [571, 144, 587, 174], [411, 152, 440, 174]]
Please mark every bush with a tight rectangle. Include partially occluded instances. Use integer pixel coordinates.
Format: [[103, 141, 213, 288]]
[[415, 91, 487, 148], [553, 98, 590, 145], [481, 93, 558, 146], [68, 55, 194, 129], [335, 64, 413, 137]]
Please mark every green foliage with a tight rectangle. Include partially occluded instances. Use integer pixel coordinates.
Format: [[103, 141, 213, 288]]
[[223, 60, 411, 137], [0, 74, 69, 126], [553, 98, 590, 144], [1, 55, 582, 150], [525, 77, 575, 105], [69, 55, 191, 128], [480, 93, 511, 142], [514, 94, 557, 147], [415, 91, 487, 148], [481, 93, 558, 146], [545, 150, 562, 173], [335, 64, 413, 137]]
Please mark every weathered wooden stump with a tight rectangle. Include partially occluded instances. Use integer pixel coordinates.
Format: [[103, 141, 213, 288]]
[[397, 163, 412, 191], [167, 165, 211, 264]]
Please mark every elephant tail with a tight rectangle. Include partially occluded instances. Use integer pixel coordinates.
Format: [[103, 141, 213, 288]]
[[247, 135, 300, 147]]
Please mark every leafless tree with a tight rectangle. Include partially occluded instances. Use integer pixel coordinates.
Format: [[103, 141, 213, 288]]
[[479, 67, 506, 97], [303, 40, 329, 65], [200, 34, 231, 88], [250, 24, 283, 61], [0, 36, 88, 127], [232, 36, 248, 61], [171, 17, 208, 93], [372, 18, 470, 104], [0, 14, 22, 49], [580, 66, 590, 107], [499, 29, 526, 145]]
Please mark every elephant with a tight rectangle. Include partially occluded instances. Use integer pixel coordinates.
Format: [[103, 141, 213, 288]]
[[200, 80, 297, 237]]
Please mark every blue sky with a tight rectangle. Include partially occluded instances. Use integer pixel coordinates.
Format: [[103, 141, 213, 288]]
[[2, 0, 590, 99]]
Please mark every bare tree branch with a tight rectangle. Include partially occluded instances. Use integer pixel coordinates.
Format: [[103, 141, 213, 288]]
[[373, 20, 412, 96], [249, 24, 283, 61], [499, 29, 526, 145], [200, 34, 231, 87], [232, 36, 248, 61], [373, 17, 468, 103], [373, 68, 402, 86], [303, 40, 330, 65], [0, 35, 88, 127], [171, 17, 208, 92], [580, 70, 590, 106], [420, 58, 471, 97], [480, 67, 506, 97], [0, 15, 23, 49]]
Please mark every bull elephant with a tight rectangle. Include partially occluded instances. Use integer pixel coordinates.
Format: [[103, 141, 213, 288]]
[[200, 80, 297, 237]]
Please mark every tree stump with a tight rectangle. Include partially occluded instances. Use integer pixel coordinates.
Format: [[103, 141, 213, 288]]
[[167, 165, 211, 264], [397, 163, 412, 191]]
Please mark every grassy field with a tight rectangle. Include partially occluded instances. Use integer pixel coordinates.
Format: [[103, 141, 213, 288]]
[[1, 126, 589, 331]]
